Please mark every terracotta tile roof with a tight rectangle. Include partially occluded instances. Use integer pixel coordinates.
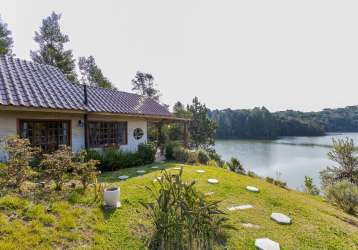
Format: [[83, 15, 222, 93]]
[[0, 56, 172, 117]]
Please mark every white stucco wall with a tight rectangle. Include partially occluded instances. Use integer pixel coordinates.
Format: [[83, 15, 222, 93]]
[[0, 110, 85, 160], [0, 110, 148, 160]]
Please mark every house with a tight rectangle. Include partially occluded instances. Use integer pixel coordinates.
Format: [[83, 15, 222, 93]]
[[0, 56, 187, 158]]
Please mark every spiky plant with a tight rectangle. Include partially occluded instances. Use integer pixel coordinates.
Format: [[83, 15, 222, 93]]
[[141, 168, 234, 250]]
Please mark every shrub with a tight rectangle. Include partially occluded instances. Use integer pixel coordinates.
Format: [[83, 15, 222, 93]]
[[141, 169, 233, 249], [320, 138, 358, 189], [0, 136, 38, 191], [265, 177, 274, 184], [173, 146, 189, 163], [304, 176, 319, 195], [227, 157, 245, 174], [186, 150, 199, 164], [247, 171, 258, 178], [326, 180, 358, 214], [208, 159, 218, 167], [101, 148, 121, 171], [197, 149, 210, 165], [40, 145, 73, 190], [164, 141, 181, 160], [86, 149, 103, 163], [73, 150, 99, 190], [137, 142, 157, 165], [87, 148, 148, 172], [273, 180, 287, 189]]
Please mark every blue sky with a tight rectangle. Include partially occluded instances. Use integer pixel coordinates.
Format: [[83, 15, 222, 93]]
[[2, 0, 358, 111]]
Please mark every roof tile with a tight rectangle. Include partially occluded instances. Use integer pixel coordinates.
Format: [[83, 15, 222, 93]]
[[0, 56, 172, 117]]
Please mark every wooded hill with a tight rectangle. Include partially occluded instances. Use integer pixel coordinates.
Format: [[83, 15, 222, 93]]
[[209, 105, 358, 139]]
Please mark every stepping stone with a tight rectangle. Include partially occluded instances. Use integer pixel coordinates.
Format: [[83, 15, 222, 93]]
[[205, 191, 214, 196], [153, 176, 162, 182], [118, 175, 129, 181], [196, 170, 206, 173], [242, 223, 260, 229], [136, 170, 146, 174], [271, 213, 292, 225], [255, 238, 280, 250], [246, 186, 259, 192], [173, 167, 181, 170], [208, 179, 219, 184], [151, 166, 159, 169], [227, 204, 253, 211]]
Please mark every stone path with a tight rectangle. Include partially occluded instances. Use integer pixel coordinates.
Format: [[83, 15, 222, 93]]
[[271, 213, 292, 224], [255, 238, 280, 250], [246, 186, 259, 192], [227, 204, 253, 211], [208, 178, 219, 184], [242, 223, 260, 229]]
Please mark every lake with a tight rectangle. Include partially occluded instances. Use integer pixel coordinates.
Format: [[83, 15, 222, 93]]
[[214, 132, 358, 190]]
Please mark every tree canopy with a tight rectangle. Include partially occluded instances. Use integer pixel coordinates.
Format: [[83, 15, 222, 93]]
[[78, 56, 114, 89], [210, 107, 325, 139], [30, 12, 78, 83], [0, 15, 14, 56], [132, 71, 160, 101], [188, 97, 217, 149]]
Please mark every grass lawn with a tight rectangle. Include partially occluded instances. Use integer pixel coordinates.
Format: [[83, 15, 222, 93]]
[[0, 163, 357, 249]]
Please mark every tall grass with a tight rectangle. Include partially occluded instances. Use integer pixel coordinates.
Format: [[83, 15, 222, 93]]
[[140, 169, 234, 250]]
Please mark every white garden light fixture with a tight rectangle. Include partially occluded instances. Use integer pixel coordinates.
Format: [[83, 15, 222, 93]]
[[104, 187, 121, 208]]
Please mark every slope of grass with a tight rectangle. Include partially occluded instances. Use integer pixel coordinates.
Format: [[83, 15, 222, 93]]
[[98, 163, 358, 250], [0, 163, 357, 249]]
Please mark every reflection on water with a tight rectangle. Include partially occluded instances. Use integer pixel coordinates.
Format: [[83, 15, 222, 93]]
[[214, 133, 358, 189]]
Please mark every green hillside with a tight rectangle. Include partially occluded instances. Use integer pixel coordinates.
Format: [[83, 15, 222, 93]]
[[0, 163, 357, 249]]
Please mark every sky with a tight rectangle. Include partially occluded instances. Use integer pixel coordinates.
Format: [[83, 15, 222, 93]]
[[1, 0, 358, 112]]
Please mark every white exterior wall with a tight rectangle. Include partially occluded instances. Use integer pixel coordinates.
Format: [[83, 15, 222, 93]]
[[0, 110, 148, 160], [0, 111, 85, 160]]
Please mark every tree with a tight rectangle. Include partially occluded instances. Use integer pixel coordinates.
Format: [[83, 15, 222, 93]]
[[0, 16, 14, 56], [320, 138, 358, 189], [304, 176, 319, 195], [30, 12, 78, 82], [188, 97, 217, 149], [132, 71, 160, 101], [78, 56, 115, 89]]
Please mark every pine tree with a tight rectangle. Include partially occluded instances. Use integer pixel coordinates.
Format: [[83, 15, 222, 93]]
[[132, 71, 160, 101], [30, 12, 78, 82], [188, 97, 217, 149], [78, 56, 114, 89], [0, 15, 14, 56]]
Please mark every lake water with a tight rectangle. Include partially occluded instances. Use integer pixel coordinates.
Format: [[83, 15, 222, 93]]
[[214, 132, 358, 190]]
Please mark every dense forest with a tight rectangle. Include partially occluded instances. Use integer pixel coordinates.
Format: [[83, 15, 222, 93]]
[[209, 106, 358, 139]]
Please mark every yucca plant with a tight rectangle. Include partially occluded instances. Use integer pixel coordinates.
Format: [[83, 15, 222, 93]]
[[140, 168, 234, 250]]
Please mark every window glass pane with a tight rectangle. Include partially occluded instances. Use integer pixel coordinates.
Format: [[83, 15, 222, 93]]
[[19, 120, 70, 151]]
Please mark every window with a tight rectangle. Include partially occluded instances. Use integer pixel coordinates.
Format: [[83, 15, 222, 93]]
[[88, 121, 127, 147], [19, 120, 70, 151], [133, 128, 144, 140]]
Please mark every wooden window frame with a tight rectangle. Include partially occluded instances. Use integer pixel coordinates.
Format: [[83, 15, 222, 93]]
[[17, 119, 72, 151], [87, 121, 128, 148]]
